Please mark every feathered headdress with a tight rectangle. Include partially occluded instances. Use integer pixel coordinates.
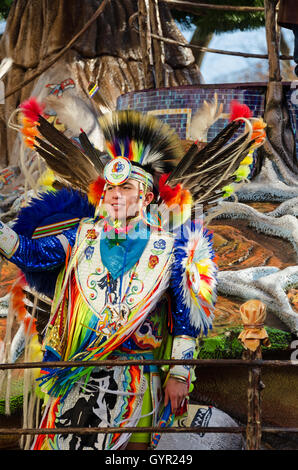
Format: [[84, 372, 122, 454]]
[[12, 96, 266, 229], [98, 110, 183, 175]]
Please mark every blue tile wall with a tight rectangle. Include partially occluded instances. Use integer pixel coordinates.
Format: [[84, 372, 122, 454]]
[[117, 84, 298, 157]]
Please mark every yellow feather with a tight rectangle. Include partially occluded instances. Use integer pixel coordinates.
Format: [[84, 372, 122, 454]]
[[27, 334, 43, 380], [37, 169, 56, 189]]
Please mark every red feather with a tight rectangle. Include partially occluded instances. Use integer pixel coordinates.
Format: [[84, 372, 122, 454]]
[[158, 173, 181, 203], [19, 97, 45, 123], [10, 273, 27, 322], [24, 315, 37, 335], [229, 100, 252, 122], [88, 176, 106, 206]]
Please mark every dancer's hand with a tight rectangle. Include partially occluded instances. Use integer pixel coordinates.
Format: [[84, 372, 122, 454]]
[[164, 377, 188, 415]]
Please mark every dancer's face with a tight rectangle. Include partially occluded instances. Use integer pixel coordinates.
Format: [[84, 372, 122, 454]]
[[104, 178, 153, 221]]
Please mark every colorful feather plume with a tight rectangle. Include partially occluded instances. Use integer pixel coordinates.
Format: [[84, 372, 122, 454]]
[[229, 100, 252, 122], [222, 117, 267, 197], [158, 173, 192, 206], [157, 172, 193, 228], [251, 117, 267, 144], [98, 110, 183, 174], [20, 97, 45, 123], [171, 221, 217, 336], [10, 274, 38, 343], [15, 96, 266, 221], [10, 273, 27, 322], [87, 176, 106, 206], [23, 314, 37, 336], [34, 116, 100, 192], [19, 97, 45, 150]]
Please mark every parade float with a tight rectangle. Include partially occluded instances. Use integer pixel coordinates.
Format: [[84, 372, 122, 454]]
[[0, 0, 297, 450]]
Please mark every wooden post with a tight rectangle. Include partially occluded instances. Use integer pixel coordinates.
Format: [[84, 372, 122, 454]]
[[264, 0, 281, 82], [138, 0, 153, 88], [243, 346, 264, 450], [259, 0, 298, 181], [149, 0, 165, 88], [238, 300, 270, 450]]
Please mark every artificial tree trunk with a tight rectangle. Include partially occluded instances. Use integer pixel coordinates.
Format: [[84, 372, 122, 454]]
[[0, 0, 203, 167], [254, 0, 298, 185]]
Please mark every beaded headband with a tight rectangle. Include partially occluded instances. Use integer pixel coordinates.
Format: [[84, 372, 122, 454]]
[[103, 156, 154, 189]]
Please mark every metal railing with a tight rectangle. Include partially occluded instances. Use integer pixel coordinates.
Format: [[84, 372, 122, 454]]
[[1, 355, 298, 450]]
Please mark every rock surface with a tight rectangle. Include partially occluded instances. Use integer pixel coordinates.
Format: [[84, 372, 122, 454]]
[[156, 403, 243, 450], [210, 210, 298, 334]]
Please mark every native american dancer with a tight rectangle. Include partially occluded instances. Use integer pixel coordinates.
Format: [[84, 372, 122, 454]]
[[0, 99, 266, 450]]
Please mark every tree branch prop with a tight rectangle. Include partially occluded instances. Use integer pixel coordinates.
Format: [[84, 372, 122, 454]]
[[1, 0, 110, 101], [130, 13, 293, 60], [161, 0, 266, 13]]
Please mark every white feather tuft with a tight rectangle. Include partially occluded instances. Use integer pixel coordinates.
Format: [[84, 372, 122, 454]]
[[45, 94, 105, 149], [189, 93, 223, 142]]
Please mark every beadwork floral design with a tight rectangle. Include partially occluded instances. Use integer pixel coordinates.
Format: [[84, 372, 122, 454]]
[[84, 245, 95, 260], [151, 238, 166, 256], [148, 254, 159, 269], [153, 239, 166, 250], [86, 229, 99, 240]]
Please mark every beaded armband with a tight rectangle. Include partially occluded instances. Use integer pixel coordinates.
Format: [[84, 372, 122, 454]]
[[170, 335, 196, 382], [0, 221, 19, 258]]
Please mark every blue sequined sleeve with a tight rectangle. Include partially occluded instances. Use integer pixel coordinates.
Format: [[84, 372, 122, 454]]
[[10, 227, 77, 272], [169, 286, 200, 338]]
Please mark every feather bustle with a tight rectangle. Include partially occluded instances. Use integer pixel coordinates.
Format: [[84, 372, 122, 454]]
[[36, 116, 99, 193], [167, 121, 241, 187], [78, 130, 105, 175]]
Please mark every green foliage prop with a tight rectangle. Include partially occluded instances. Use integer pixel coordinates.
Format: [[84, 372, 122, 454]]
[[198, 327, 293, 359], [0, 0, 12, 20], [172, 0, 265, 35]]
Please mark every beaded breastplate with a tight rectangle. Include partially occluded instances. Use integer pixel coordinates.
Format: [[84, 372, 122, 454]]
[[74, 220, 175, 339]]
